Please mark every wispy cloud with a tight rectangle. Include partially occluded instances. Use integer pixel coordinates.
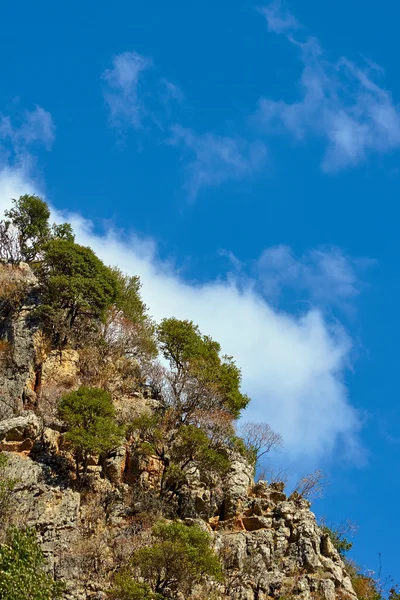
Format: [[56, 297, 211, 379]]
[[102, 52, 267, 199], [256, 2, 400, 171], [257, 245, 374, 312], [0, 103, 54, 204], [170, 125, 267, 200], [102, 51, 153, 130], [259, 0, 301, 35], [0, 105, 55, 153]]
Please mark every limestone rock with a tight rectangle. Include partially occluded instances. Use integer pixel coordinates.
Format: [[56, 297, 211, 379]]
[[0, 411, 42, 451]]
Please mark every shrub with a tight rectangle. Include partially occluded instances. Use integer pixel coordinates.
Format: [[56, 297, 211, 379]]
[[0, 454, 17, 538], [109, 573, 162, 600], [319, 521, 356, 557], [293, 468, 328, 501], [127, 521, 223, 597], [58, 387, 124, 477], [0, 526, 64, 599]]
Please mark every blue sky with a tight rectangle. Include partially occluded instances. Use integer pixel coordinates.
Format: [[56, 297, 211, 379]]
[[1, 0, 400, 581]]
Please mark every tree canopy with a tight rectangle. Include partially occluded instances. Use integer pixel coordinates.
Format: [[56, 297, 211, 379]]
[[116, 520, 222, 598], [39, 239, 119, 328], [157, 318, 249, 419], [0, 195, 73, 264], [58, 387, 124, 476]]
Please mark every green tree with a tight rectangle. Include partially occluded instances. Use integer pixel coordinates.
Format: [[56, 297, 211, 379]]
[[103, 268, 157, 359], [109, 573, 162, 600], [58, 387, 123, 477], [3, 195, 51, 263], [0, 195, 73, 265], [0, 526, 63, 600], [157, 318, 249, 420], [161, 425, 230, 500], [125, 521, 222, 597], [321, 525, 353, 556], [38, 239, 119, 335]]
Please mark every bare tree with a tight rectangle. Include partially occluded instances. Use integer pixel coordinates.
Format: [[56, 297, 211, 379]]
[[239, 422, 283, 466], [293, 468, 328, 500], [319, 517, 358, 539], [257, 465, 292, 485], [0, 222, 22, 265]]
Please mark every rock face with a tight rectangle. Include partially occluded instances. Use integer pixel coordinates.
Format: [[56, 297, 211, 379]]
[[0, 263, 40, 419], [214, 481, 357, 600], [3, 453, 82, 599]]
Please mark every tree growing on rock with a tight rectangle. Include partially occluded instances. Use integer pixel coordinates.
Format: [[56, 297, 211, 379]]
[[0, 195, 73, 264], [38, 239, 120, 335], [111, 520, 223, 598], [58, 387, 124, 478], [238, 421, 283, 469], [157, 318, 250, 422], [0, 526, 64, 599]]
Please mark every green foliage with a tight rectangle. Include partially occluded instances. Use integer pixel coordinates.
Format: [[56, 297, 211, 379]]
[[174, 425, 230, 474], [128, 414, 163, 455], [129, 520, 223, 597], [0, 195, 73, 264], [228, 435, 255, 462], [51, 222, 75, 242], [4, 195, 51, 263], [39, 239, 119, 329], [58, 387, 123, 476], [107, 267, 157, 358], [109, 572, 162, 599], [0, 454, 16, 534], [0, 527, 64, 599], [157, 318, 249, 418], [112, 268, 149, 326], [130, 415, 230, 503], [321, 525, 353, 556]]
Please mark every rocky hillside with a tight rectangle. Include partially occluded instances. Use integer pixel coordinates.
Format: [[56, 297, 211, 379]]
[[0, 260, 360, 600]]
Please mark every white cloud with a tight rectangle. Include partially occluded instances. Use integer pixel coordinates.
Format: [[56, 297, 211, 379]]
[[102, 51, 153, 129], [170, 125, 268, 199], [257, 4, 400, 170], [0, 168, 363, 462]]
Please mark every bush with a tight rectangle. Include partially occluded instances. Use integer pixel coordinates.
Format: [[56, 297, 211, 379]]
[[109, 573, 162, 599], [0, 526, 64, 599], [0, 455, 17, 538], [320, 523, 354, 557], [58, 387, 124, 477], [123, 520, 223, 597]]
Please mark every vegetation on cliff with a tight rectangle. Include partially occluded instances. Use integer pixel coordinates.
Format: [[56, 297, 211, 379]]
[[0, 195, 397, 600]]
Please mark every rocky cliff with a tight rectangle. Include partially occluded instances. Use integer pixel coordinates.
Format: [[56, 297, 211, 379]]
[[0, 264, 359, 600]]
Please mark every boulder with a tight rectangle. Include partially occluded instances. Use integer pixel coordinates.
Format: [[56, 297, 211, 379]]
[[0, 411, 42, 450]]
